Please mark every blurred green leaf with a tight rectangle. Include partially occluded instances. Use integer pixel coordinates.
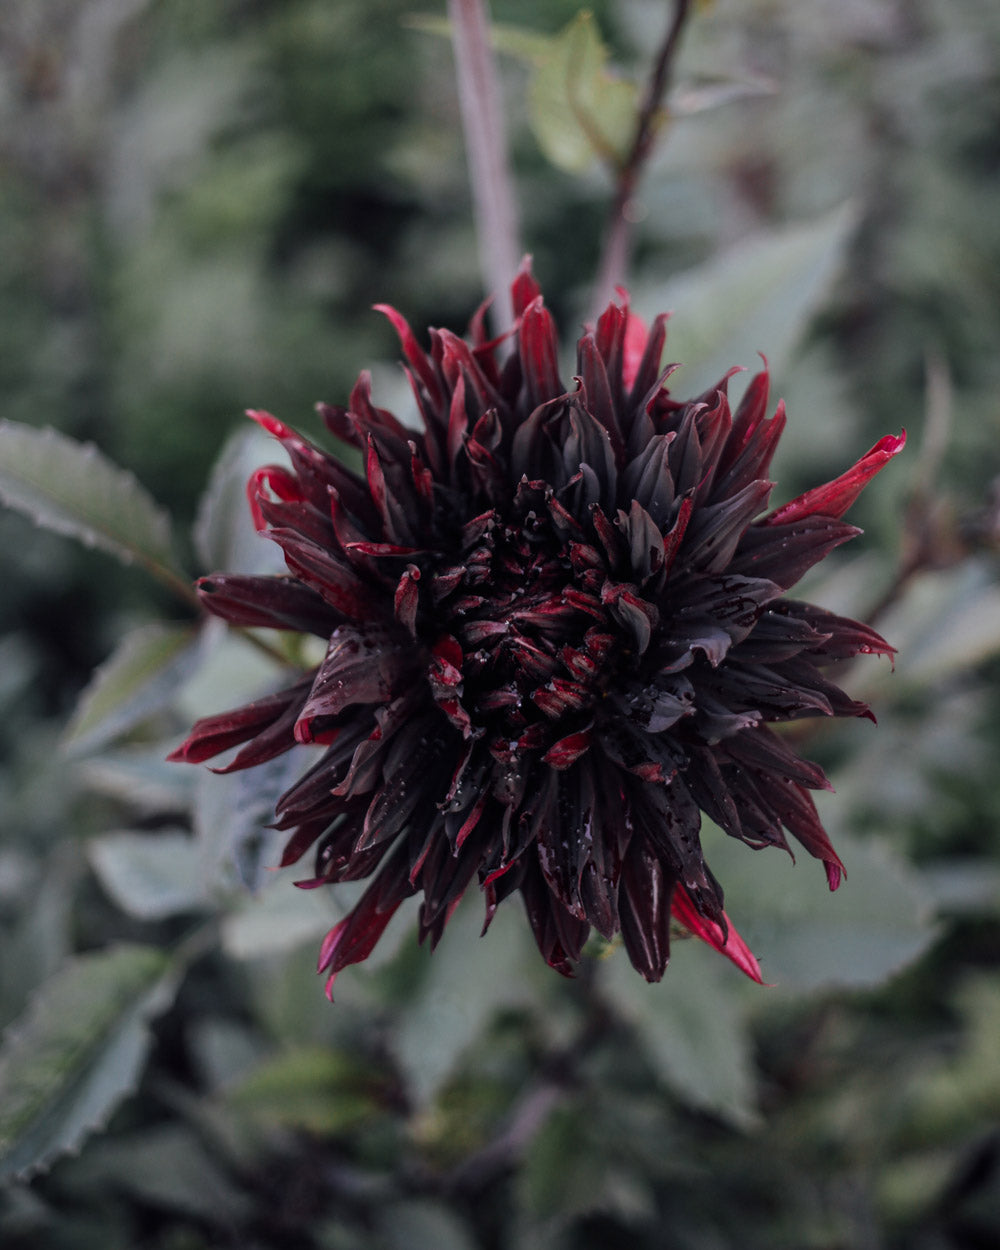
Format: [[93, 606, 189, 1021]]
[[378, 1199, 478, 1250], [529, 11, 638, 174], [63, 623, 205, 756], [599, 940, 758, 1127], [228, 1046, 387, 1136], [0, 422, 178, 577], [220, 874, 344, 961], [632, 205, 857, 400], [706, 823, 936, 992], [77, 744, 198, 816], [193, 743, 313, 893], [880, 563, 1000, 686], [906, 974, 1000, 1143], [88, 830, 208, 921], [71, 1124, 251, 1223], [193, 425, 288, 577], [393, 892, 538, 1107], [0, 944, 181, 1182], [516, 1100, 655, 1227], [0, 845, 80, 1032], [405, 14, 554, 66]]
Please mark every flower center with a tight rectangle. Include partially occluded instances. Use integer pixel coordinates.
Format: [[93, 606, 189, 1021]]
[[433, 508, 619, 749]]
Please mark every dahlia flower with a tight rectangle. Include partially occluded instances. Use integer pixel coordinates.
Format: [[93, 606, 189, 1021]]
[[171, 264, 903, 994]]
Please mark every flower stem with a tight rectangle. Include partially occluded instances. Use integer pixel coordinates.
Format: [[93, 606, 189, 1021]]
[[592, 0, 693, 313], [448, 0, 520, 334]]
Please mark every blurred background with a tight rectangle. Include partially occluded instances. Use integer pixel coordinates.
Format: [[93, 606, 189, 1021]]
[[1, 1, 999, 1247]]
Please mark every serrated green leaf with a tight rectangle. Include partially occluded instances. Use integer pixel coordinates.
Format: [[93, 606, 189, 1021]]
[[88, 830, 209, 921], [0, 944, 181, 1181], [704, 821, 936, 992], [0, 422, 178, 576], [632, 205, 857, 400], [63, 623, 205, 756], [599, 940, 758, 1127], [529, 12, 638, 174], [193, 425, 288, 576]]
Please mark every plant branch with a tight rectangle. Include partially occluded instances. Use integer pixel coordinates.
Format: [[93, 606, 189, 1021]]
[[866, 350, 957, 628], [592, 0, 693, 313], [448, 0, 521, 334]]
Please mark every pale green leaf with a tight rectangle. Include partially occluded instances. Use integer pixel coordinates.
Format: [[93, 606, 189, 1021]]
[[378, 1200, 479, 1250], [63, 623, 205, 755], [632, 205, 857, 401], [194, 744, 314, 893], [0, 944, 181, 1181], [599, 940, 758, 1127], [193, 424, 288, 576], [77, 744, 198, 815], [670, 74, 777, 116], [0, 421, 177, 574], [70, 1125, 251, 1223], [393, 892, 538, 1107], [704, 820, 936, 992], [877, 562, 1000, 686], [88, 830, 209, 921], [529, 12, 638, 174], [220, 876, 341, 961], [405, 14, 553, 65]]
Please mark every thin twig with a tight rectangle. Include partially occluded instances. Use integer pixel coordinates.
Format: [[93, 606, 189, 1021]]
[[592, 0, 693, 314], [866, 350, 955, 628], [449, 0, 521, 334]]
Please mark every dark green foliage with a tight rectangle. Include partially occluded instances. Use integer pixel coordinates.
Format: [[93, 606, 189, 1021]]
[[1, 1, 1000, 1247]]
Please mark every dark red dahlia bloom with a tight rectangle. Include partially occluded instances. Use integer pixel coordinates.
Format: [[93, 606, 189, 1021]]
[[170, 263, 903, 994]]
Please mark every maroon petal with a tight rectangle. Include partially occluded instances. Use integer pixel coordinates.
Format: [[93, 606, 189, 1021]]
[[197, 574, 342, 636], [168, 678, 312, 765]]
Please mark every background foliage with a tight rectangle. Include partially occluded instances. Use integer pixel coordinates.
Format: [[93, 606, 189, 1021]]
[[1, 1, 999, 1246]]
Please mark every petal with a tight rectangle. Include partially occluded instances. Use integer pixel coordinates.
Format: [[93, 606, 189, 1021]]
[[167, 678, 312, 765], [670, 888, 764, 983], [197, 574, 342, 636], [763, 431, 906, 525], [519, 296, 563, 408]]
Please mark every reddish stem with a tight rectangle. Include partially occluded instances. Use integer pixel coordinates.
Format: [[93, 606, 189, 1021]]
[[448, 0, 521, 334], [592, 0, 693, 313]]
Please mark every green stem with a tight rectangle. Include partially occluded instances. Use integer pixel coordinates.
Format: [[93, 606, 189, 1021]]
[[149, 557, 297, 671]]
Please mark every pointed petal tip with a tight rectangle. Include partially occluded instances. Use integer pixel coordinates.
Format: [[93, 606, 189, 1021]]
[[671, 889, 765, 983], [246, 408, 286, 439]]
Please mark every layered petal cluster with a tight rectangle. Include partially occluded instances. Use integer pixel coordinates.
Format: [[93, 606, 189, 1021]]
[[171, 264, 903, 994]]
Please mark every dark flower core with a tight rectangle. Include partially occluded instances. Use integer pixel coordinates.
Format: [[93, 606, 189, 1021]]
[[171, 263, 904, 994]]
